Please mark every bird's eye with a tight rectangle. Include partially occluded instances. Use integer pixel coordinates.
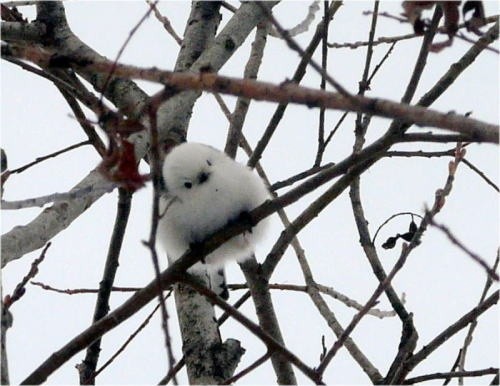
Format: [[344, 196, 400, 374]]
[[206, 160, 212, 166], [184, 182, 192, 189], [198, 172, 209, 184]]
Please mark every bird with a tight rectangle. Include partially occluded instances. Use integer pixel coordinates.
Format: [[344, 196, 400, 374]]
[[158, 142, 270, 298]]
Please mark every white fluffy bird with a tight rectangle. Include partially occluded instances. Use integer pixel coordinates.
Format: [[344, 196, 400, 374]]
[[158, 142, 270, 296]]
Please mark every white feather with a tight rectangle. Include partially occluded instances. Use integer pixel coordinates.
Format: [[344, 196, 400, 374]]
[[158, 142, 270, 273]]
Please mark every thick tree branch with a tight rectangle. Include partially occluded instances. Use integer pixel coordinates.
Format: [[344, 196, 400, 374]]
[[1, 0, 281, 268], [180, 275, 322, 384], [16, 58, 494, 143]]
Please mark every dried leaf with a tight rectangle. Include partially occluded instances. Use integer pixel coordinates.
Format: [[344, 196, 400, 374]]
[[409, 220, 418, 234], [382, 236, 398, 249], [98, 137, 149, 192], [400, 232, 414, 242]]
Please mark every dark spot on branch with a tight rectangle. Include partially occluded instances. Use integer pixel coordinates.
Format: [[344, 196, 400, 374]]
[[224, 38, 236, 52], [199, 64, 213, 73], [190, 50, 202, 62], [306, 99, 320, 109], [49, 54, 93, 68]]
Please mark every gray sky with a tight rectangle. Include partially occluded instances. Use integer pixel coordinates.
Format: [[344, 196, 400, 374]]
[[1, 1, 498, 384]]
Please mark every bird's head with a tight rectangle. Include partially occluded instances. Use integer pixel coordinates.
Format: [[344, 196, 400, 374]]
[[162, 143, 222, 198]]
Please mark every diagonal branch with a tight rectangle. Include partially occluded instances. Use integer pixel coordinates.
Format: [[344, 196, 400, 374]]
[[179, 275, 323, 384], [403, 291, 499, 374], [78, 189, 132, 384]]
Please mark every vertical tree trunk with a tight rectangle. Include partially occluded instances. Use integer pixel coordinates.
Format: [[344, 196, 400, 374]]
[[174, 277, 244, 384]]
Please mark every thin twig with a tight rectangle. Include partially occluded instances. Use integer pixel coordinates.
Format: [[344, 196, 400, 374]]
[[328, 15, 499, 49], [157, 357, 186, 385], [458, 251, 500, 383], [145, 0, 183, 45], [318, 143, 466, 378], [222, 351, 271, 384], [455, 32, 499, 54], [57, 89, 107, 157], [462, 158, 499, 192], [268, 1, 321, 39], [385, 149, 499, 192], [4, 242, 51, 309], [404, 291, 499, 373], [228, 283, 399, 318], [9, 141, 91, 175], [30, 281, 141, 294], [443, 349, 463, 385], [98, 1, 158, 103], [79, 189, 132, 384], [403, 368, 499, 384], [347, 3, 416, 383], [271, 162, 334, 191], [313, 1, 330, 166], [143, 99, 178, 384], [428, 218, 499, 281], [372, 212, 425, 245], [367, 41, 397, 84], [323, 111, 348, 150], [248, 1, 342, 168], [93, 292, 172, 379], [257, 2, 353, 99], [224, 21, 268, 158]]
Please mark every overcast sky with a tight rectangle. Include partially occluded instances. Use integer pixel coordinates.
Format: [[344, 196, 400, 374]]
[[1, 1, 499, 384]]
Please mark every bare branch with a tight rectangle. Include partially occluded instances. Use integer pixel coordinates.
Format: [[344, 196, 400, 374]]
[[4, 242, 51, 309], [30, 281, 141, 294], [180, 275, 323, 384], [1, 20, 45, 42], [458, 251, 500, 383], [404, 291, 499, 373], [6, 37, 494, 144], [78, 189, 132, 384], [229, 283, 400, 318], [403, 368, 499, 384], [239, 257, 297, 384], [258, 2, 353, 98], [270, 162, 334, 191], [428, 218, 499, 281], [145, 0, 183, 45], [1, 180, 116, 210], [268, 1, 321, 38], [222, 351, 271, 384], [142, 99, 178, 384], [462, 158, 499, 192], [46, 60, 499, 143], [8, 141, 92, 175], [93, 294, 169, 379], [328, 15, 499, 49], [318, 143, 467, 378], [224, 21, 269, 158], [248, 1, 343, 168]]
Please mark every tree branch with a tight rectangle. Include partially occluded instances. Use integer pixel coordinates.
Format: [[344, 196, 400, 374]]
[[403, 367, 499, 384], [78, 189, 132, 384], [403, 291, 499, 374]]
